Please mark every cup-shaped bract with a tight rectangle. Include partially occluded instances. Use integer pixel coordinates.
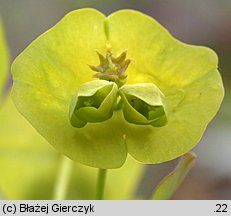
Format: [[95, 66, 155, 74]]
[[11, 9, 224, 168], [69, 80, 118, 128], [119, 83, 167, 127]]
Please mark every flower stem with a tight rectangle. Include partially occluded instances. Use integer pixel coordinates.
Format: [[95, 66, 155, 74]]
[[53, 155, 73, 200], [96, 169, 107, 200]]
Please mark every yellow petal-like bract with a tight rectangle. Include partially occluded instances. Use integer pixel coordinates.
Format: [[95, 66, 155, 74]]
[[11, 9, 224, 168]]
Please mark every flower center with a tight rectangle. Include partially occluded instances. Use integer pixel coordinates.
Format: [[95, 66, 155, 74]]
[[88, 44, 132, 87]]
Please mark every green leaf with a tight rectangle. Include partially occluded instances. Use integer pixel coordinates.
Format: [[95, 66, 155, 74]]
[[152, 152, 196, 200], [11, 9, 224, 168], [0, 17, 9, 102]]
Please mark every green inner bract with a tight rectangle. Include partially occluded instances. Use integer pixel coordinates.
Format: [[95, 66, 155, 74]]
[[119, 83, 167, 127], [11, 9, 224, 168], [69, 80, 118, 128]]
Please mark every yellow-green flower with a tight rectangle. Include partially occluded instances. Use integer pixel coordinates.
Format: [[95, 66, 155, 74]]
[[11, 9, 224, 168]]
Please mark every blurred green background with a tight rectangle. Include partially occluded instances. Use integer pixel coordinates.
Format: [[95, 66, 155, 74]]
[[0, 0, 230, 199]]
